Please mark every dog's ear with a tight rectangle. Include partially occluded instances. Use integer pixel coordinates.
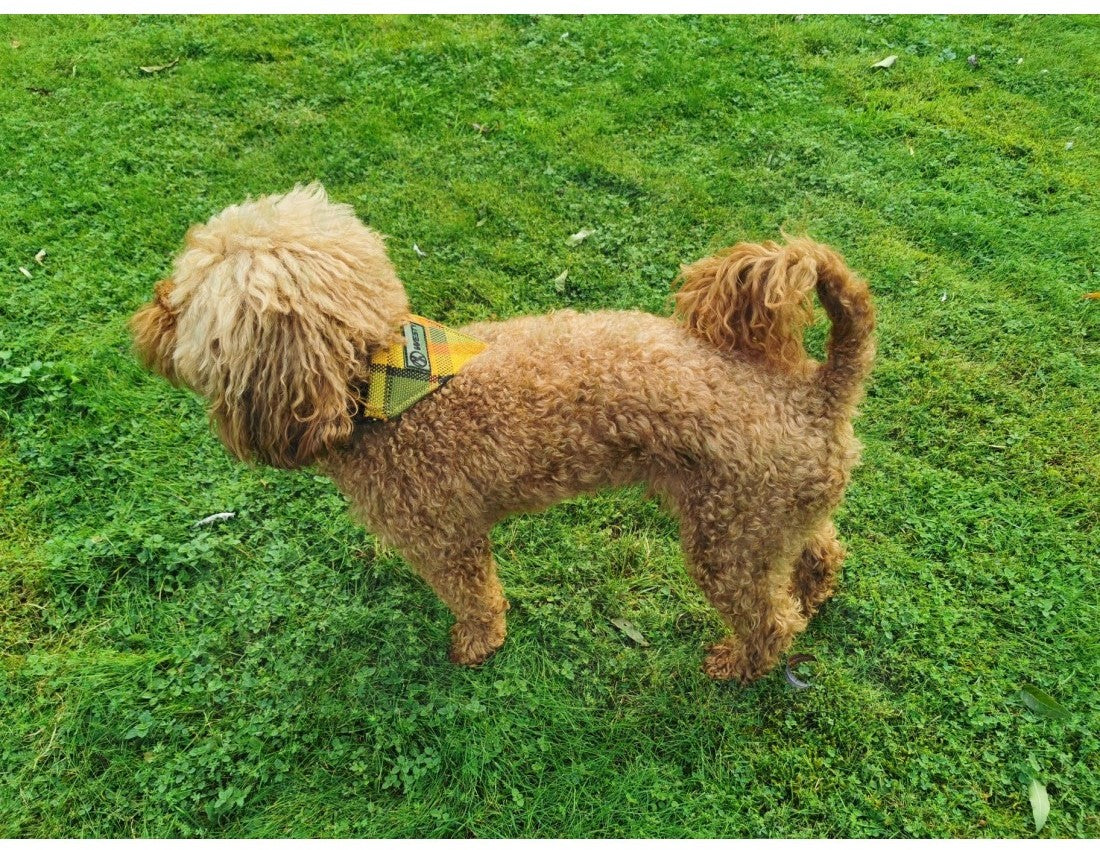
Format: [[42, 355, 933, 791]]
[[210, 310, 362, 470], [131, 279, 180, 384], [197, 248, 407, 470]]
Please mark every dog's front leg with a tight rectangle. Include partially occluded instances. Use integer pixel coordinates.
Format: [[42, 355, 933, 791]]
[[403, 535, 509, 666]]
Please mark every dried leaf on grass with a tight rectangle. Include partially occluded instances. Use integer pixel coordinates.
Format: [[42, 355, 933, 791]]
[[140, 59, 179, 74], [609, 617, 649, 646], [1029, 778, 1050, 832], [567, 228, 595, 246], [194, 511, 235, 527], [18, 267, 32, 279], [34, 249, 46, 265], [872, 55, 897, 70], [785, 653, 817, 689]]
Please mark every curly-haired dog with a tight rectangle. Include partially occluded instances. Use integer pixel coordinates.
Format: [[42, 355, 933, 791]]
[[131, 185, 874, 682]]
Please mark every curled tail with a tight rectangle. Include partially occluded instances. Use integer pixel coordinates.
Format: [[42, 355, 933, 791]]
[[673, 236, 875, 410]]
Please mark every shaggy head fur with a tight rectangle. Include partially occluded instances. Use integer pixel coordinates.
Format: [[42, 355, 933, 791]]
[[131, 184, 409, 468], [133, 186, 874, 684]]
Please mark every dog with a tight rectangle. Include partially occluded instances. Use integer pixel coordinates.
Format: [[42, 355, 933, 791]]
[[131, 184, 874, 682]]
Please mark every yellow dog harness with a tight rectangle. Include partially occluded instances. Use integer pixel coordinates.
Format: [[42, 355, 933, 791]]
[[361, 315, 487, 421]]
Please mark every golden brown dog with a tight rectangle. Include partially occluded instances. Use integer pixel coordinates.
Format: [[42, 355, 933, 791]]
[[132, 184, 874, 682]]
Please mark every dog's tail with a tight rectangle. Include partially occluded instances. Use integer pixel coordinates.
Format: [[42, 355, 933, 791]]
[[673, 236, 874, 410]]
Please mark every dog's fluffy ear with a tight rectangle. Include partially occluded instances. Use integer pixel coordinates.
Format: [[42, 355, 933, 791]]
[[167, 184, 410, 469], [131, 279, 181, 384]]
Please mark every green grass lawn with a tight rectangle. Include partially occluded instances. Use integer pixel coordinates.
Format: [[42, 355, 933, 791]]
[[1, 14, 1097, 838]]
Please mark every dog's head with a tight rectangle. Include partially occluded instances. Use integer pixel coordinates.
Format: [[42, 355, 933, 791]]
[[131, 184, 409, 469]]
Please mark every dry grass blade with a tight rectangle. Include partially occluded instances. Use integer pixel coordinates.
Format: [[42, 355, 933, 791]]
[[140, 58, 179, 74]]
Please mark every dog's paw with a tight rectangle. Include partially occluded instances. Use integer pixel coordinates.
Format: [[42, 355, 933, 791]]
[[702, 640, 767, 683], [448, 616, 507, 666]]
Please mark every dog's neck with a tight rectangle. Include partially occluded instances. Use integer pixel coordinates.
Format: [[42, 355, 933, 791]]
[[357, 315, 487, 421]]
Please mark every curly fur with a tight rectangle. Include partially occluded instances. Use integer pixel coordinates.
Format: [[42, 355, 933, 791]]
[[132, 185, 409, 468], [132, 185, 875, 683]]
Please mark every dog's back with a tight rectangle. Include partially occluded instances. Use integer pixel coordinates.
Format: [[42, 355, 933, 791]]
[[334, 297, 862, 539]]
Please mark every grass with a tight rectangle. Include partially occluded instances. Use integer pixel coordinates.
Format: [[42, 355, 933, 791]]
[[0, 13, 1097, 838]]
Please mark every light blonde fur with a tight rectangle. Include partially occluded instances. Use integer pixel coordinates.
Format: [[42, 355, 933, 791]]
[[133, 184, 409, 469], [132, 185, 874, 683]]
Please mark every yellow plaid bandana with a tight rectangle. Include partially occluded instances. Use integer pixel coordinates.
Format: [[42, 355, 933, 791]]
[[361, 315, 487, 421]]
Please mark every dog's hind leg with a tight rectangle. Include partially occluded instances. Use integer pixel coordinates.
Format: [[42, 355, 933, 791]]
[[675, 486, 808, 683], [403, 536, 509, 666], [790, 520, 845, 618]]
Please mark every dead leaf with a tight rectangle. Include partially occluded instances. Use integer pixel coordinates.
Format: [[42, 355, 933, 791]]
[[413, 243, 427, 258], [194, 511, 235, 527], [1082, 292, 1100, 300], [785, 653, 818, 689], [34, 249, 46, 265], [553, 270, 568, 289], [1029, 778, 1050, 832], [18, 267, 32, 279], [139, 58, 179, 74], [567, 228, 595, 246], [871, 54, 897, 70], [610, 617, 649, 646], [967, 54, 980, 68], [471, 122, 489, 134], [10, 40, 20, 49]]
